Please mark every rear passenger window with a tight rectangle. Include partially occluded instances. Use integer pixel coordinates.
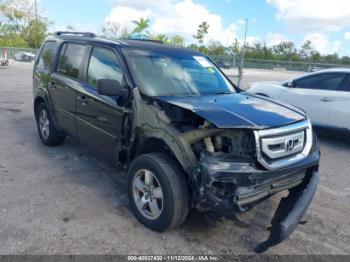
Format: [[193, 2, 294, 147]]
[[57, 43, 86, 79], [37, 41, 56, 72], [295, 73, 345, 91], [86, 47, 123, 87], [338, 75, 350, 92]]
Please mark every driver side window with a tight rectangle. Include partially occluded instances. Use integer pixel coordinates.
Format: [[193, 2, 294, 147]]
[[86, 47, 123, 88], [295, 73, 345, 91]]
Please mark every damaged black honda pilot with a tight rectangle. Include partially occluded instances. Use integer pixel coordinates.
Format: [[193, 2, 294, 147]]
[[33, 32, 320, 252]]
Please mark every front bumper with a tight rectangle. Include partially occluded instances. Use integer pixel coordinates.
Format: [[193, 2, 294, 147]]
[[195, 144, 320, 252], [255, 169, 319, 253]]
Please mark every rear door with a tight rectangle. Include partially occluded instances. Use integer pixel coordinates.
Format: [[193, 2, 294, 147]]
[[328, 74, 350, 130], [49, 42, 87, 136], [75, 46, 125, 160], [280, 72, 346, 127]]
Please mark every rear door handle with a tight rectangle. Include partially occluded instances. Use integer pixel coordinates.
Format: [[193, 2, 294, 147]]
[[320, 97, 332, 102]]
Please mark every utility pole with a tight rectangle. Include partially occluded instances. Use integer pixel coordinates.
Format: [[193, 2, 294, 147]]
[[237, 19, 248, 89], [34, 0, 38, 48]]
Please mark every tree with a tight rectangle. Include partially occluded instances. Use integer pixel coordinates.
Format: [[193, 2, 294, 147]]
[[120, 27, 131, 39], [273, 41, 299, 61], [101, 21, 120, 40], [245, 42, 274, 60], [151, 34, 169, 44], [300, 40, 315, 60], [340, 55, 350, 65], [132, 18, 150, 35], [0, 0, 48, 48], [206, 40, 226, 55], [322, 53, 338, 64], [170, 35, 185, 46], [229, 38, 240, 54], [310, 50, 321, 63], [24, 19, 47, 48], [193, 21, 209, 46]]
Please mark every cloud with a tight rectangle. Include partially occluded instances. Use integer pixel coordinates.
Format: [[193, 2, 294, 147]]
[[265, 33, 288, 46], [105, 0, 239, 45], [345, 32, 350, 40], [267, 0, 350, 32], [303, 33, 341, 54], [245, 36, 261, 46], [105, 7, 152, 33]]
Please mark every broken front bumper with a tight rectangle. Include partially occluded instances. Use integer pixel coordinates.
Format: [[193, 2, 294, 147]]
[[196, 144, 320, 252]]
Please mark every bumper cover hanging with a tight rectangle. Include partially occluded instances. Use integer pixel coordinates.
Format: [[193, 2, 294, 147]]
[[255, 171, 319, 253]]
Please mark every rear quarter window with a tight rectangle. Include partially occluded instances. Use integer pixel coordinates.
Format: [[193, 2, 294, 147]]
[[36, 41, 57, 72], [57, 43, 86, 79]]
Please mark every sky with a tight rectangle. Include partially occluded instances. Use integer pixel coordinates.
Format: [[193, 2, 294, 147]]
[[38, 0, 350, 56]]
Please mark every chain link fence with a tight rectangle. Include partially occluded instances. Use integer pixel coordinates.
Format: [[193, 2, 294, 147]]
[[0, 47, 38, 60], [209, 55, 348, 72]]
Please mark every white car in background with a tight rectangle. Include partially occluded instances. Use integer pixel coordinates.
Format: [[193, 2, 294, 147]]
[[247, 68, 350, 132]]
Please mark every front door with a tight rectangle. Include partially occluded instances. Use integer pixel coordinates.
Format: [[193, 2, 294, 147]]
[[75, 46, 125, 161]]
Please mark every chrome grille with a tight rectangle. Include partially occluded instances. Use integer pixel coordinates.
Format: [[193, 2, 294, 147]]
[[254, 120, 313, 170]]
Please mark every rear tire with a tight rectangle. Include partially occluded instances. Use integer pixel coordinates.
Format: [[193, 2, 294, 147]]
[[35, 102, 65, 146], [127, 153, 190, 232]]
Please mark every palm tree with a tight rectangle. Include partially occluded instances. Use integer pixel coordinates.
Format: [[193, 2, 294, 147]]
[[132, 18, 150, 35]]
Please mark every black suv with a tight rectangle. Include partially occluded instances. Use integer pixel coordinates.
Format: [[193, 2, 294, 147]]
[[33, 32, 320, 252]]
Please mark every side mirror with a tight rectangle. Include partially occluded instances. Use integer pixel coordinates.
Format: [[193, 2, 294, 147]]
[[97, 79, 128, 96], [287, 81, 296, 88]]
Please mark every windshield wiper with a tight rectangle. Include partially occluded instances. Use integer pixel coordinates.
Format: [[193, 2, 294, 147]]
[[213, 91, 233, 95]]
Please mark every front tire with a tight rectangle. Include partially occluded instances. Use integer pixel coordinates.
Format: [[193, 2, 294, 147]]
[[35, 103, 65, 146], [127, 153, 190, 232]]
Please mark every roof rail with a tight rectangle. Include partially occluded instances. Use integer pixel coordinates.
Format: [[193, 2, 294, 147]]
[[121, 38, 163, 44], [54, 31, 96, 38]]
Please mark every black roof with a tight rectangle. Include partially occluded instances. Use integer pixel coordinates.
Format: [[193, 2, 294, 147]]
[[46, 33, 201, 55]]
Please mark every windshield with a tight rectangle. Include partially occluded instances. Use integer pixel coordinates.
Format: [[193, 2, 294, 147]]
[[125, 49, 236, 96]]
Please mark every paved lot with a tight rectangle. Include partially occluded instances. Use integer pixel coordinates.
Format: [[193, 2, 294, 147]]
[[0, 65, 349, 255]]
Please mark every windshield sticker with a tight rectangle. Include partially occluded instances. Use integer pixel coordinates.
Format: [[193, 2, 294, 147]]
[[207, 67, 215, 74], [194, 56, 212, 68]]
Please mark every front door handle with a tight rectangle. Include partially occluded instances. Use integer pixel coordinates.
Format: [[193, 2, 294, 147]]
[[77, 95, 88, 105], [97, 116, 109, 123], [48, 82, 56, 88], [320, 97, 332, 102]]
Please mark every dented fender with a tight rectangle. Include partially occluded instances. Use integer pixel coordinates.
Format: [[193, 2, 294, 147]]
[[131, 88, 201, 170]]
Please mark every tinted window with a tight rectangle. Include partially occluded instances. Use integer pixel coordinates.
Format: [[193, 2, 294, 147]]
[[86, 47, 123, 87], [37, 41, 56, 72], [338, 75, 350, 92], [57, 43, 86, 78], [295, 73, 345, 91]]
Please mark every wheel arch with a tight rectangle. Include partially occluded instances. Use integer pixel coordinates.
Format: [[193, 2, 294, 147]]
[[125, 131, 192, 179], [33, 94, 60, 131]]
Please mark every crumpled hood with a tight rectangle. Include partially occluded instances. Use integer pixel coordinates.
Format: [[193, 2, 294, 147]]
[[155, 92, 306, 129]]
